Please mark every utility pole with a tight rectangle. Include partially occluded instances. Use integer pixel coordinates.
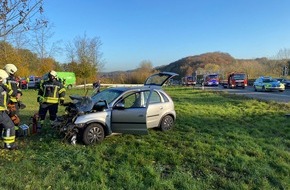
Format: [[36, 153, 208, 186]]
[[282, 65, 288, 77]]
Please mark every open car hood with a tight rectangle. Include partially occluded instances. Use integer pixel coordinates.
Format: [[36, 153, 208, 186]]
[[144, 72, 178, 86]]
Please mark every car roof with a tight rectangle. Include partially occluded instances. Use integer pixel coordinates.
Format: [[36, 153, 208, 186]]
[[107, 85, 162, 92], [259, 76, 272, 79]]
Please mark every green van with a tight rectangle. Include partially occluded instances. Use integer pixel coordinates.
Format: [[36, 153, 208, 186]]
[[42, 72, 76, 89], [57, 72, 76, 89]]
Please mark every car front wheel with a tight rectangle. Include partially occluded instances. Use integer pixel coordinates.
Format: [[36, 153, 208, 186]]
[[160, 115, 174, 131], [82, 123, 105, 145]]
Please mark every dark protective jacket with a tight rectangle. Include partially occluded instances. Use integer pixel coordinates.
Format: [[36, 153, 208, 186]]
[[38, 79, 66, 104], [6, 75, 22, 103], [0, 84, 11, 111]]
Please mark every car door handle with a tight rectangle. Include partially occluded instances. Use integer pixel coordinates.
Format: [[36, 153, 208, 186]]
[[138, 114, 144, 117]]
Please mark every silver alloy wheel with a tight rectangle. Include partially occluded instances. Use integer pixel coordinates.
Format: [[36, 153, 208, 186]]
[[160, 115, 174, 131], [83, 124, 105, 145]]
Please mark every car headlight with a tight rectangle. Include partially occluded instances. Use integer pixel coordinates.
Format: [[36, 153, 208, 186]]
[[75, 123, 85, 128]]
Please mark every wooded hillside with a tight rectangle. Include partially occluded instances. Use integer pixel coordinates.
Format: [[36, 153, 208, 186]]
[[155, 52, 290, 80], [155, 52, 235, 78], [101, 51, 290, 83]]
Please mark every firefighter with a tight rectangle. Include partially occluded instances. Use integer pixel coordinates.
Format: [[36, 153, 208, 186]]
[[37, 70, 65, 132], [3, 64, 23, 113], [0, 69, 18, 150], [3, 64, 25, 136]]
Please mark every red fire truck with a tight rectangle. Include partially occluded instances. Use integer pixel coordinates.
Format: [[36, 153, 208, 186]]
[[181, 76, 196, 86], [226, 72, 248, 89]]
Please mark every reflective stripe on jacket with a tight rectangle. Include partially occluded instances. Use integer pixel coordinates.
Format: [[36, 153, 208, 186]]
[[6, 76, 21, 103], [0, 84, 9, 111], [3, 136, 15, 144], [38, 79, 65, 104]]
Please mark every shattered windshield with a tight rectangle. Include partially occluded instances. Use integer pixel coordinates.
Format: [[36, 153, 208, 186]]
[[91, 88, 124, 104]]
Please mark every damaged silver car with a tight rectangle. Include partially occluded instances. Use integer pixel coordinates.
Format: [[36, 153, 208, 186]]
[[56, 72, 178, 145]]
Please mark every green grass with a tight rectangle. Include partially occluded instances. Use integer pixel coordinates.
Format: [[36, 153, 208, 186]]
[[0, 87, 290, 189]]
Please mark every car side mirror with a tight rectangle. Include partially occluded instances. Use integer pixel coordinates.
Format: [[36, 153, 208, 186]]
[[93, 100, 108, 111], [114, 102, 125, 110]]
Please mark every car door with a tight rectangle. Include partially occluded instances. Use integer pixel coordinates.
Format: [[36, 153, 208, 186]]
[[143, 72, 178, 128], [254, 78, 263, 90], [111, 91, 148, 134], [146, 90, 165, 129]]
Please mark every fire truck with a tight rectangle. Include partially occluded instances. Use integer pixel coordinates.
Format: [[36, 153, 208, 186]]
[[203, 74, 219, 86], [181, 76, 196, 86], [226, 72, 248, 89]]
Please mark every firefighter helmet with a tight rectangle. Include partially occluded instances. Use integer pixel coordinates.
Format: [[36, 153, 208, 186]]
[[49, 70, 57, 77], [0, 69, 9, 81], [48, 70, 57, 80], [4, 64, 17, 75]]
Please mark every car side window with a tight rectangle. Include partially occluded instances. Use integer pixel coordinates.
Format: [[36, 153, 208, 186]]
[[149, 91, 161, 104], [160, 91, 169, 102], [122, 92, 145, 109]]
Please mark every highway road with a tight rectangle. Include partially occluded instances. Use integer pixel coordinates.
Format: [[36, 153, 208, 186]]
[[196, 85, 290, 103]]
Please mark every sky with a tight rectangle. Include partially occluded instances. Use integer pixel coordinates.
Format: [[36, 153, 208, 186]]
[[43, 0, 290, 72]]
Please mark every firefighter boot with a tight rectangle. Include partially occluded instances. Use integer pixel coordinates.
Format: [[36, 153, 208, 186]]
[[4, 143, 18, 150], [3, 128, 18, 150]]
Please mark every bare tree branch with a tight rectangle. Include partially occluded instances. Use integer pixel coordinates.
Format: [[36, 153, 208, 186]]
[[0, 0, 46, 38]]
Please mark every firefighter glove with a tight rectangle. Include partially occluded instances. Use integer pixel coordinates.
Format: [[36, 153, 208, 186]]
[[37, 96, 44, 103]]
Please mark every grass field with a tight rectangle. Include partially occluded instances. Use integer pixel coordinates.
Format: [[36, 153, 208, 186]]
[[0, 87, 289, 189]]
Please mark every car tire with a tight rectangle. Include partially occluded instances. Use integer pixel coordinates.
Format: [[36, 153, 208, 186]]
[[262, 86, 265, 92], [160, 115, 174, 132], [82, 123, 105, 145]]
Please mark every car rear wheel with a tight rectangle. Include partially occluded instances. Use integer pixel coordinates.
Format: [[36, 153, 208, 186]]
[[82, 123, 105, 145], [160, 115, 174, 131], [254, 85, 257, 91]]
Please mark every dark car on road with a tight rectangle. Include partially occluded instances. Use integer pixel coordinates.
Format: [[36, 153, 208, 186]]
[[276, 78, 290, 88]]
